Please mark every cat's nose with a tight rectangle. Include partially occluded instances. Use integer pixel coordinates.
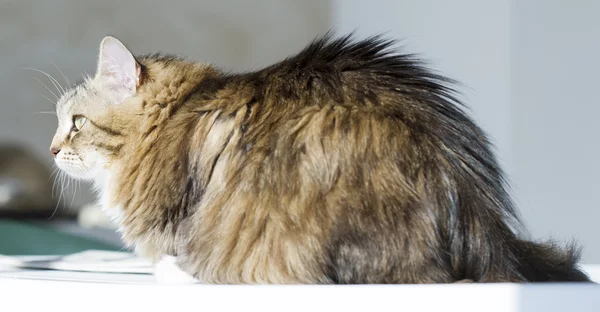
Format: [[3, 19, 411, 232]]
[[50, 147, 61, 157]]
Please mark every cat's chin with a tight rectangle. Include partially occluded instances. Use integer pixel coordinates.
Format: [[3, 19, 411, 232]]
[[60, 169, 97, 181], [53, 162, 96, 181]]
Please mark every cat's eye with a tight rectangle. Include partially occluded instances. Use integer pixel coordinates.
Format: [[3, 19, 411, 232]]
[[73, 116, 87, 131]]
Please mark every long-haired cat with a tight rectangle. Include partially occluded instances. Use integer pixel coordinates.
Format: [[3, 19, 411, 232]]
[[50, 34, 590, 283]]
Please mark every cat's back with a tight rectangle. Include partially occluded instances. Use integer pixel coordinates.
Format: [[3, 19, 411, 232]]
[[224, 34, 465, 172]]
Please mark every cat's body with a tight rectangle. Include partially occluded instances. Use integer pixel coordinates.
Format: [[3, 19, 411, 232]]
[[50, 34, 590, 283]]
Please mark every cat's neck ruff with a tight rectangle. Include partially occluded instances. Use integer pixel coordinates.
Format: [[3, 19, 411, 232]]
[[93, 169, 124, 225]]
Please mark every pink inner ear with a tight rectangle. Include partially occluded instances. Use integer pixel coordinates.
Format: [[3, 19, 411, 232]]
[[98, 37, 138, 91], [136, 63, 142, 87]]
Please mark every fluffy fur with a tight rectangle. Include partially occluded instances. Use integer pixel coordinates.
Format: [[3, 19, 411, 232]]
[[50, 33, 590, 284]]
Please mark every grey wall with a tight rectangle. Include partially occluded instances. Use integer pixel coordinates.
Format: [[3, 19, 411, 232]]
[[511, 1, 600, 263], [1, 1, 598, 262]]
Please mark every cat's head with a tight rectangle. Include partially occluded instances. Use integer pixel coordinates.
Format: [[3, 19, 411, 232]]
[[50, 36, 144, 180]]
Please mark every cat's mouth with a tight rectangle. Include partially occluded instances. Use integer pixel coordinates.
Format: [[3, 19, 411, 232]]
[[54, 152, 96, 180]]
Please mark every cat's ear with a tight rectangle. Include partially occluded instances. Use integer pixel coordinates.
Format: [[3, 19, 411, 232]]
[[96, 36, 142, 100]]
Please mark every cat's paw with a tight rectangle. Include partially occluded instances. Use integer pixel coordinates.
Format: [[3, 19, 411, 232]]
[[154, 255, 199, 284]]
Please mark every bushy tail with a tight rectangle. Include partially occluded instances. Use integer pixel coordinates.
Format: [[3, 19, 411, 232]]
[[510, 239, 591, 282]]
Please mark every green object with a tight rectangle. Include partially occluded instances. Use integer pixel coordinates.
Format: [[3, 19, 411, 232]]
[[0, 219, 120, 255]]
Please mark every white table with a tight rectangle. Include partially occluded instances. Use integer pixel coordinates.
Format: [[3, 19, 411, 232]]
[[1, 260, 599, 312]]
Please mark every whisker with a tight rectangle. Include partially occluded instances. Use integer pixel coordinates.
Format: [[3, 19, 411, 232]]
[[49, 171, 64, 220], [65, 175, 75, 212], [49, 166, 58, 181], [69, 181, 78, 211], [50, 58, 71, 87], [35, 92, 59, 107], [51, 170, 57, 195], [51, 166, 60, 195], [67, 179, 77, 212], [23, 67, 65, 97], [75, 180, 81, 209], [33, 77, 59, 100]]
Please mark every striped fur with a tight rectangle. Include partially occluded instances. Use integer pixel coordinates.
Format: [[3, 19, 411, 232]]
[[50, 34, 590, 284]]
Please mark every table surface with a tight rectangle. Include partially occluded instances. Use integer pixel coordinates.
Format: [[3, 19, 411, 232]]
[[1, 264, 600, 312]]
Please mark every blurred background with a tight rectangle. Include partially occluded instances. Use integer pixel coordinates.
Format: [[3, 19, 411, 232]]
[[0, 1, 598, 262]]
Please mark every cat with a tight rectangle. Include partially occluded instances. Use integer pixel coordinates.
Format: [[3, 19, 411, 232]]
[[49, 33, 590, 284]]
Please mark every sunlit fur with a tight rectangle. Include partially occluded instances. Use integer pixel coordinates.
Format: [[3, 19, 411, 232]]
[[51, 34, 590, 284]]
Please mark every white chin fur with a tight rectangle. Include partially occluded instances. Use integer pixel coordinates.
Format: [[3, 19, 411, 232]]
[[65, 169, 96, 181], [55, 163, 94, 180], [154, 255, 199, 284]]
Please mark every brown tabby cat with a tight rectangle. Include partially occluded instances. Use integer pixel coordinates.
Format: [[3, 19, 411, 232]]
[[50, 34, 590, 284]]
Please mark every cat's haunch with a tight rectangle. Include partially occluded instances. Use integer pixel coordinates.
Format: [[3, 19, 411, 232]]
[[50, 33, 590, 284]]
